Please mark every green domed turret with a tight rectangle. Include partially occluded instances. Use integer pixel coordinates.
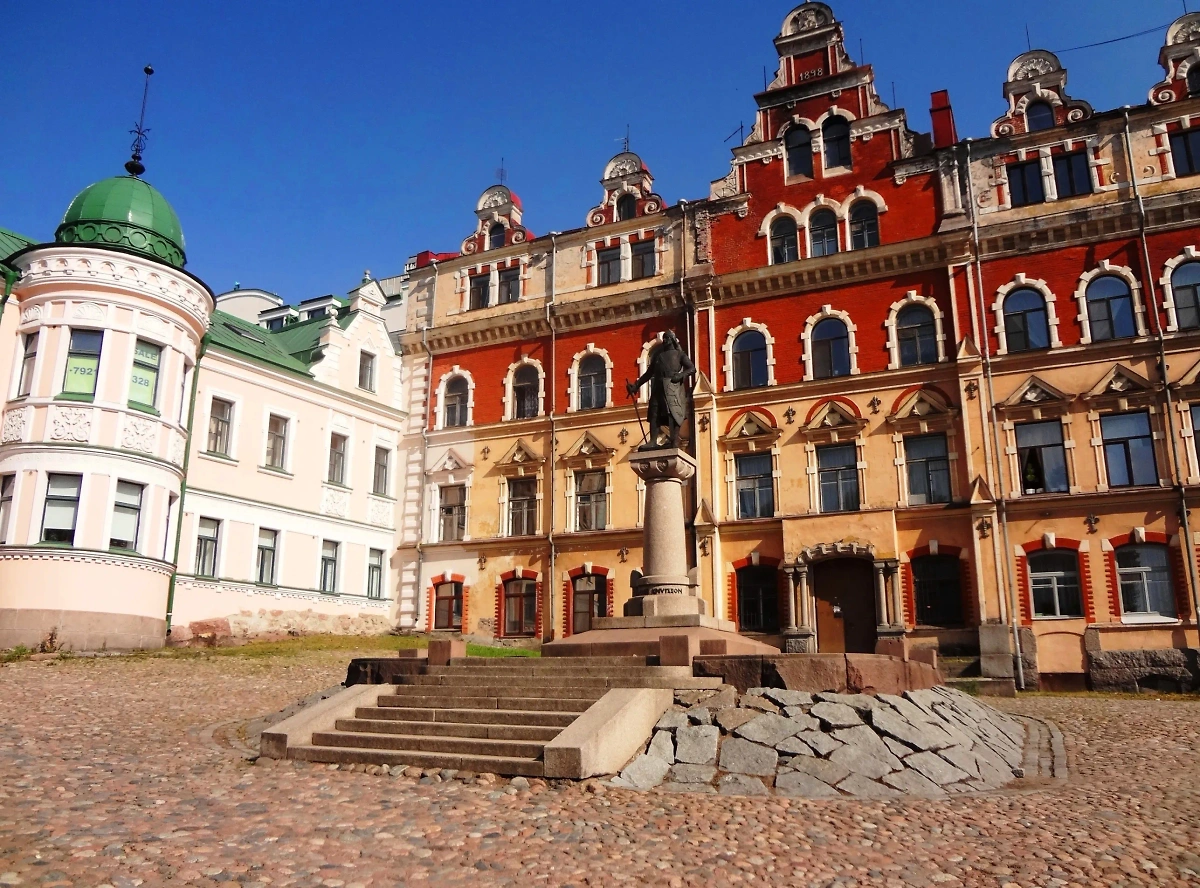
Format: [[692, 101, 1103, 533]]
[[55, 176, 186, 268]]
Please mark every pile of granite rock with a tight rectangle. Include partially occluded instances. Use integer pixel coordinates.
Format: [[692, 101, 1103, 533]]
[[612, 685, 1028, 798]]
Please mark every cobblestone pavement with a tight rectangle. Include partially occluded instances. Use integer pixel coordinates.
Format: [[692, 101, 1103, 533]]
[[1, 653, 1199, 887]]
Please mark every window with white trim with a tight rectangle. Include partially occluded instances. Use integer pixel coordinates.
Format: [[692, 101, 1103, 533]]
[[358, 351, 376, 391], [577, 355, 607, 411], [1101, 412, 1157, 488], [809, 209, 839, 257], [1171, 128, 1200, 177], [508, 478, 537, 537], [905, 435, 950, 505], [1026, 101, 1055, 132], [63, 330, 103, 399], [1029, 550, 1083, 618], [367, 549, 384, 599], [498, 267, 520, 304], [1116, 544, 1176, 618], [1016, 421, 1069, 494], [1086, 276, 1137, 341], [1170, 262, 1200, 330], [735, 454, 774, 519], [786, 127, 813, 178], [849, 202, 879, 249], [319, 540, 339, 593], [129, 340, 161, 410], [597, 247, 621, 285], [257, 529, 277, 585], [0, 475, 13, 543], [443, 376, 469, 427], [512, 365, 540, 419], [373, 446, 390, 496], [1003, 289, 1051, 352], [770, 217, 799, 265], [110, 481, 143, 552], [469, 274, 490, 310], [818, 444, 859, 513], [328, 433, 348, 485], [434, 580, 463, 630], [195, 517, 219, 577], [208, 398, 233, 455], [575, 471, 607, 531], [16, 333, 37, 398], [822, 117, 851, 169], [1053, 151, 1092, 198], [896, 305, 938, 367], [811, 318, 850, 379], [732, 331, 768, 390], [266, 414, 288, 469], [439, 485, 466, 542], [42, 474, 82, 545], [1008, 159, 1044, 207]]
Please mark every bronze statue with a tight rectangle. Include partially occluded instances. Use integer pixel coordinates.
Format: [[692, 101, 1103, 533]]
[[626, 331, 695, 450]]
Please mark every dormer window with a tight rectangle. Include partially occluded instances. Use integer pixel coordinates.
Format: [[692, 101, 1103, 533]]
[[488, 223, 505, 251], [616, 193, 637, 221], [1025, 101, 1055, 132], [1189, 67, 1200, 97], [785, 127, 813, 178], [306, 308, 327, 321], [822, 117, 851, 170]]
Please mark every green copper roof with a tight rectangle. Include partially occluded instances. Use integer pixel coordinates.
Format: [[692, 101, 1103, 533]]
[[204, 310, 314, 377], [55, 176, 186, 268], [0, 228, 35, 264]]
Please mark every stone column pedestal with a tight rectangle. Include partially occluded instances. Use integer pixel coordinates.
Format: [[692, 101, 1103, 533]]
[[627, 448, 699, 614]]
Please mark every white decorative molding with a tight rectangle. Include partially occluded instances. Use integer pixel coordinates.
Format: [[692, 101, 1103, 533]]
[[136, 314, 169, 337], [0, 547, 174, 576], [121, 415, 158, 454], [73, 302, 107, 322], [19, 306, 42, 325], [171, 432, 188, 467], [368, 496, 396, 530], [320, 486, 350, 519], [48, 407, 92, 443], [1, 408, 30, 444]]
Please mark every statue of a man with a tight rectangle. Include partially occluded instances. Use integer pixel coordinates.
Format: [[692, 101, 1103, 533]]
[[626, 331, 695, 450]]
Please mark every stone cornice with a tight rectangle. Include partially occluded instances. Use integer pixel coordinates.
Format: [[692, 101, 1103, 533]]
[[0, 546, 175, 575]]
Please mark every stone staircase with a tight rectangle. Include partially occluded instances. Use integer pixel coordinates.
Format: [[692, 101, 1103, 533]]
[[285, 656, 722, 776]]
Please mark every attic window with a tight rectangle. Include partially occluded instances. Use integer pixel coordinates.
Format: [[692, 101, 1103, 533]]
[[223, 323, 265, 345], [1026, 101, 1055, 133]]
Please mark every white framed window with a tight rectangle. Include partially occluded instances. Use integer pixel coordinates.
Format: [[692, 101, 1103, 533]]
[[207, 398, 234, 456], [439, 484, 467, 542], [0, 475, 14, 544], [195, 517, 220, 577], [41, 473, 82, 545], [129, 340, 162, 410], [1116, 544, 1177, 621], [367, 548, 384, 599], [358, 351, 376, 391], [885, 292, 947, 369], [993, 275, 1062, 355], [256, 529, 277, 585], [265, 414, 289, 470], [567, 346, 613, 412], [434, 366, 475, 430], [373, 446, 391, 496], [802, 306, 859, 380], [505, 358, 545, 420], [110, 481, 144, 552], [1074, 262, 1147, 345], [320, 540, 339, 593], [722, 319, 777, 391], [1158, 246, 1200, 332], [16, 332, 38, 398], [62, 329, 103, 400], [328, 433, 348, 485]]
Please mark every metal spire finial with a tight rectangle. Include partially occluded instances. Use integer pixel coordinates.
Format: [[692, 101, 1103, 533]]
[[126, 65, 154, 177]]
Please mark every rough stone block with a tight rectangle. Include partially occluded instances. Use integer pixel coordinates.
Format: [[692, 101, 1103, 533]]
[[619, 753, 671, 790], [905, 750, 971, 786], [828, 744, 894, 779], [734, 713, 804, 747], [675, 725, 720, 765], [877, 692, 934, 725], [395, 648, 426, 659], [656, 710, 689, 731], [832, 725, 902, 770], [658, 633, 697, 667], [775, 736, 815, 756], [698, 639, 728, 656], [740, 695, 781, 714], [427, 639, 466, 667], [686, 706, 712, 725], [660, 782, 716, 794], [978, 623, 1013, 657], [718, 737, 778, 776], [810, 701, 863, 729], [795, 731, 842, 757], [775, 771, 841, 798], [718, 773, 769, 796], [882, 769, 947, 798], [785, 712, 820, 732], [837, 774, 901, 799], [765, 654, 848, 692], [937, 745, 981, 780], [869, 707, 942, 751], [788, 756, 850, 786], [700, 686, 738, 711], [762, 688, 814, 707], [668, 763, 716, 784], [648, 730, 675, 764], [846, 655, 906, 695], [693, 655, 762, 692], [817, 691, 884, 711], [714, 708, 759, 733]]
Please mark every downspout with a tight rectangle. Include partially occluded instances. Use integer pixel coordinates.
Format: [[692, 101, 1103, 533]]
[[679, 200, 701, 572], [1122, 108, 1200, 624], [546, 234, 559, 641], [417, 321, 432, 631], [965, 138, 1026, 690], [165, 334, 209, 636]]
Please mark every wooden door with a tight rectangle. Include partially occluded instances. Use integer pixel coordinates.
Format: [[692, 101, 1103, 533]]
[[812, 559, 878, 654]]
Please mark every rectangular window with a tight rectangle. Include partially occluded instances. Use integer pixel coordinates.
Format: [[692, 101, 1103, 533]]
[[195, 517, 220, 577], [41, 473, 82, 545], [320, 540, 339, 593], [597, 247, 622, 285], [367, 549, 384, 600], [1029, 551, 1084, 618], [735, 453, 774, 520], [1015, 421, 1069, 494], [373, 446, 390, 496], [110, 481, 143, 551], [1117, 546, 1177, 618], [1101, 412, 1157, 488], [631, 240, 656, 280], [358, 352, 376, 391], [469, 275, 490, 310], [17, 333, 37, 398], [575, 471, 607, 531], [328, 433, 347, 485], [129, 340, 162, 408], [208, 398, 233, 455], [1193, 405, 1200, 471], [905, 434, 951, 505], [1170, 128, 1200, 177], [498, 267, 520, 304], [256, 529, 277, 585], [1007, 160, 1045, 207], [265, 414, 288, 469], [504, 579, 538, 636], [818, 444, 859, 513], [1053, 151, 1092, 198], [434, 581, 463, 630], [63, 330, 103, 398], [508, 478, 537, 537], [0, 475, 14, 544], [440, 484, 466, 542]]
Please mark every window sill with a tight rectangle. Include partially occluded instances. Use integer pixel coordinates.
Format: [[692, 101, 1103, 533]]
[[369, 492, 395, 502], [198, 451, 237, 465], [1120, 614, 1181, 626], [258, 465, 293, 479], [323, 481, 352, 491], [357, 386, 376, 394], [128, 402, 161, 417], [54, 392, 95, 404], [1032, 614, 1086, 622], [35, 541, 75, 549]]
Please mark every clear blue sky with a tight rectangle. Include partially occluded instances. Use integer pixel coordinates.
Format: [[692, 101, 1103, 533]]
[[3, 0, 1191, 301]]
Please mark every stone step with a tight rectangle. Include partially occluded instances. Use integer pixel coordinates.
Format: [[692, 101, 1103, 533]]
[[384, 684, 607, 700], [940, 656, 982, 679], [373, 694, 595, 713], [447, 656, 652, 669], [312, 730, 546, 759], [335, 718, 561, 743], [355, 706, 577, 728], [424, 665, 696, 680], [288, 744, 544, 777]]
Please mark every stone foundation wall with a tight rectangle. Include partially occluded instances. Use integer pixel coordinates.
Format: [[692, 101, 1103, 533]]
[[1086, 647, 1200, 692], [693, 653, 941, 694], [170, 608, 393, 644]]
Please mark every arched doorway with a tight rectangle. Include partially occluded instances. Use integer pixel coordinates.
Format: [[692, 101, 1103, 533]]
[[811, 558, 876, 653]]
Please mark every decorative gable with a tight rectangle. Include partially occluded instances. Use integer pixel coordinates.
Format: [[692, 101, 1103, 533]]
[[887, 386, 957, 432], [1084, 364, 1155, 407], [1150, 13, 1200, 105], [586, 152, 664, 227], [1000, 375, 1073, 415], [461, 185, 532, 256], [561, 431, 615, 468], [495, 439, 544, 477], [1170, 355, 1200, 395], [722, 408, 782, 450], [800, 397, 867, 442], [991, 50, 1093, 137], [428, 447, 474, 478]]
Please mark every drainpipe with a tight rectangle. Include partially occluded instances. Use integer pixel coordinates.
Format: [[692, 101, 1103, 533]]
[[679, 200, 701, 572], [0, 268, 18, 318], [964, 138, 1026, 690], [1122, 108, 1200, 624], [417, 319, 433, 631], [165, 334, 209, 636], [546, 234, 560, 641]]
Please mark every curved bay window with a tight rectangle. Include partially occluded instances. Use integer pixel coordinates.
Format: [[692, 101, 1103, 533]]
[[732, 330, 768, 389], [1116, 544, 1177, 619], [616, 193, 637, 221], [577, 354, 607, 411], [912, 554, 963, 627], [512, 365, 540, 419], [434, 580, 463, 630], [1028, 549, 1083, 618], [786, 126, 813, 178], [443, 376, 469, 427], [811, 318, 850, 379], [488, 223, 505, 251], [572, 574, 607, 634], [809, 209, 839, 258], [736, 566, 780, 633], [503, 578, 538, 636], [1086, 276, 1136, 342], [1171, 262, 1200, 330], [896, 305, 938, 366], [1003, 288, 1051, 352], [822, 117, 851, 169], [770, 217, 799, 265], [849, 202, 879, 249], [1025, 101, 1055, 132]]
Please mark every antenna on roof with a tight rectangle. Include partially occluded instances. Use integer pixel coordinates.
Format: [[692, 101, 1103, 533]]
[[724, 122, 745, 145], [892, 81, 898, 108], [126, 65, 154, 177], [623, 124, 630, 153], [763, 65, 768, 90], [1025, 23, 1032, 52], [496, 158, 508, 186], [859, 38, 865, 66]]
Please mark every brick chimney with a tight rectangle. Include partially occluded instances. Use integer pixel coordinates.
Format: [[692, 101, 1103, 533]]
[[930, 90, 959, 149]]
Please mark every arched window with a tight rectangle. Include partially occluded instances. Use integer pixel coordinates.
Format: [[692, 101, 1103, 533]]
[[809, 209, 839, 258], [1028, 549, 1083, 618], [1116, 544, 1177, 618], [1086, 276, 1136, 341], [736, 566, 779, 633], [896, 305, 938, 366], [770, 217, 799, 265], [488, 223, 505, 251], [572, 573, 607, 634], [1026, 101, 1055, 132], [1190, 67, 1200, 97], [443, 376, 469, 428], [785, 127, 813, 178], [912, 554, 963, 627], [616, 193, 637, 221], [811, 318, 850, 379], [822, 117, 852, 169], [503, 577, 538, 636], [1003, 288, 1051, 352], [1171, 262, 1200, 330], [732, 331, 768, 390], [577, 354, 608, 411], [849, 202, 879, 249], [512, 365, 540, 419]]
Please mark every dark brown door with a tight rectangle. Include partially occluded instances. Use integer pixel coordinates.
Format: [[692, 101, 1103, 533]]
[[812, 559, 877, 654]]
